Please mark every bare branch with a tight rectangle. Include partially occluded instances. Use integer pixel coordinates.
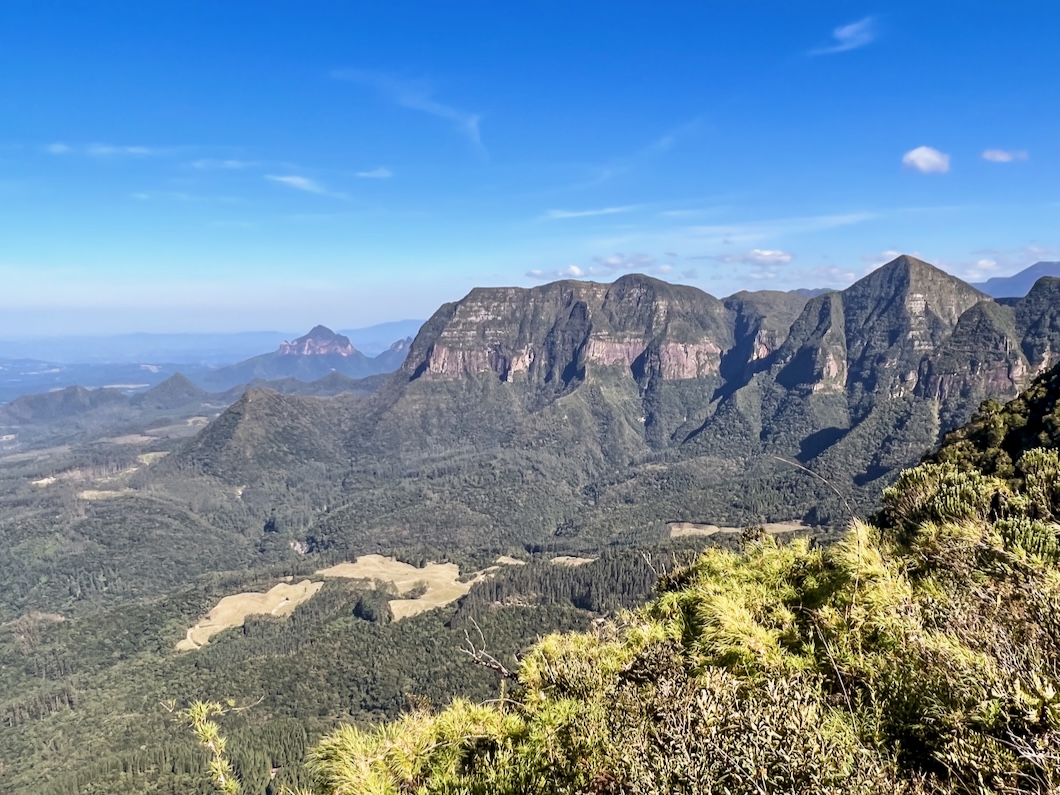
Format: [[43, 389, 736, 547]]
[[460, 618, 517, 681]]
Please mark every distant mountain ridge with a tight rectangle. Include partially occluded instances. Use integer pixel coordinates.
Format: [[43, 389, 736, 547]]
[[196, 325, 408, 391], [972, 261, 1060, 298], [157, 255, 1060, 556]]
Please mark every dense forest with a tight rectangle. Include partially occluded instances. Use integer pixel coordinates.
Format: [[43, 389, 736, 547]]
[[300, 360, 1060, 794]]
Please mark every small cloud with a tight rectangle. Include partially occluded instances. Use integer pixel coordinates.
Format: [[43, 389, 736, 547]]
[[129, 190, 240, 203], [265, 174, 345, 198], [45, 142, 162, 157], [190, 158, 259, 169], [526, 252, 673, 281], [87, 143, 156, 156], [544, 206, 635, 220], [681, 267, 699, 279], [644, 119, 701, 155], [710, 249, 794, 267], [526, 264, 587, 281], [696, 249, 794, 282], [809, 17, 877, 55], [333, 69, 482, 147], [593, 253, 660, 272], [746, 249, 792, 266], [356, 167, 392, 179], [982, 149, 1028, 163], [902, 146, 950, 174]]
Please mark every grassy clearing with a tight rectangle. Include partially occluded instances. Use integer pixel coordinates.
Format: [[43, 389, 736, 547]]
[[176, 579, 324, 651], [495, 555, 526, 566], [668, 520, 808, 538], [0, 445, 70, 465], [178, 554, 518, 652], [78, 488, 135, 501], [550, 555, 597, 567], [103, 434, 156, 445], [317, 555, 477, 619], [137, 451, 169, 465]]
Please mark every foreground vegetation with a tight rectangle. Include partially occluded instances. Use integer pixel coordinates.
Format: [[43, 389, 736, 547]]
[[300, 370, 1060, 794]]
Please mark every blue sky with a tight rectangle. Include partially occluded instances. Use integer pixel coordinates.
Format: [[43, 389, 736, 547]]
[[1, 1, 1056, 335]]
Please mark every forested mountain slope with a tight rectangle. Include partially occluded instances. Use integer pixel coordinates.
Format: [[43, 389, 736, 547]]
[[305, 358, 1060, 795], [151, 257, 1060, 561]]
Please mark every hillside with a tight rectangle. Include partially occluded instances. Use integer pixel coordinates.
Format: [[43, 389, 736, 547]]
[[305, 359, 1060, 794], [155, 257, 1060, 560], [5, 263, 1060, 794]]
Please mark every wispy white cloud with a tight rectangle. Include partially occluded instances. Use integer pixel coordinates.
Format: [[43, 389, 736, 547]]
[[809, 17, 877, 55], [544, 206, 636, 220], [265, 174, 346, 198], [87, 143, 157, 156], [982, 149, 1028, 163], [685, 212, 876, 246], [333, 69, 482, 147], [131, 191, 240, 203], [356, 167, 392, 179], [644, 118, 702, 155], [700, 249, 795, 280], [45, 142, 160, 157], [190, 158, 260, 169], [902, 146, 950, 174]]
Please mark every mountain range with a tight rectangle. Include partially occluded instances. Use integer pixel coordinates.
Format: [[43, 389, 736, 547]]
[[142, 255, 1060, 560], [972, 260, 1060, 297], [4, 254, 1060, 794]]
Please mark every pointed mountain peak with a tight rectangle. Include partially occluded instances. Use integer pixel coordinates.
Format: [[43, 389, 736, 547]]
[[874, 254, 952, 281], [150, 372, 201, 392], [135, 372, 206, 409], [889, 253, 930, 269], [304, 324, 340, 339], [278, 326, 357, 357], [850, 254, 986, 303]]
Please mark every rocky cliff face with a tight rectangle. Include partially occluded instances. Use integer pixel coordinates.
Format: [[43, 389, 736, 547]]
[[402, 275, 800, 389], [393, 256, 1060, 472], [278, 326, 357, 357]]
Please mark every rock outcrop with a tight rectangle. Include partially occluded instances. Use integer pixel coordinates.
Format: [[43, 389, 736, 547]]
[[278, 326, 357, 357], [402, 275, 803, 389]]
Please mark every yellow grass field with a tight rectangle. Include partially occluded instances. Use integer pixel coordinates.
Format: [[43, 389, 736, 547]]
[[103, 434, 156, 446], [494, 555, 526, 566], [78, 488, 135, 500], [668, 520, 809, 538], [177, 554, 521, 651], [176, 579, 324, 651], [316, 555, 477, 620], [550, 555, 597, 567]]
